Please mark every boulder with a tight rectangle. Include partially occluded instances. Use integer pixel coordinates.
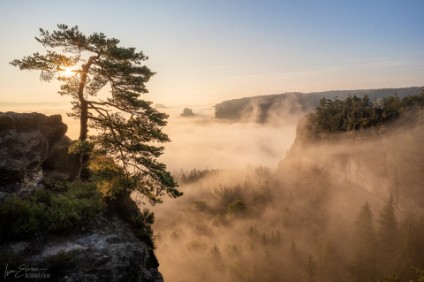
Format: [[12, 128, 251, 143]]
[[0, 112, 67, 193], [43, 136, 80, 180]]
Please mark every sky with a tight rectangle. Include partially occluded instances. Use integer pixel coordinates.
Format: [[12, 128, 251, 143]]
[[0, 0, 423, 108]]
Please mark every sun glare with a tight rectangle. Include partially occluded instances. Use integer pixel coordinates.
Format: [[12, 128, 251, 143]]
[[61, 67, 75, 78]]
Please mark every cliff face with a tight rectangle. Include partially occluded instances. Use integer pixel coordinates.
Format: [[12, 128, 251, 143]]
[[0, 112, 67, 194], [2, 213, 163, 281], [0, 112, 163, 282], [276, 114, 424, 210]]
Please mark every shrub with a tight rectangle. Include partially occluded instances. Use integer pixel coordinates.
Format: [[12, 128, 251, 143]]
[[89, 155, 129, 199], [0, 195, 46, 241], [47, 182, 104, 234], [0, 182, 104, 241]]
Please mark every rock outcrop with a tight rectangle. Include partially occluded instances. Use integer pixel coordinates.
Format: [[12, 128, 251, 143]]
[[2, 214, 163, 282], [276, 113, 424, 210], [43, 135, 80, 180], [0, 112, 67, 194], [0, 112, 164, 281]]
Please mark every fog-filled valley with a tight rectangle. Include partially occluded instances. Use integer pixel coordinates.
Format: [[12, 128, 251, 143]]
[[159, 105, 300, 171], [2, 89, 424, 281], [1, 2, 423, 280], [151, 92, 424, 282]]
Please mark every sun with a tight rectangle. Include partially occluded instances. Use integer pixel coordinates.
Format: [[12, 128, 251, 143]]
[[60, 67, 75, 78], [63, 67, 74, 77]]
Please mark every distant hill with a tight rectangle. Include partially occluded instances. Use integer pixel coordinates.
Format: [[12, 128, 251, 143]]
[[214, 87, 423, 122]]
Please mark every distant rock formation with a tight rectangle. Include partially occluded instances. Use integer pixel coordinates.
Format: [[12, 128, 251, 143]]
[[180, 107, 195, 117], [0, 112, 67, 194]]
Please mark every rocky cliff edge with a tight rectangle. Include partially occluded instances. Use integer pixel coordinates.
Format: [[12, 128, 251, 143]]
[[0, 112, 163, 282]]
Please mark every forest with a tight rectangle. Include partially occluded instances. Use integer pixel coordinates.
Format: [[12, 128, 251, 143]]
[[214, 87, 423, 123], [155, 168, 424, 282], [154, 94, 424, 282], [311, 93, 424, 132]]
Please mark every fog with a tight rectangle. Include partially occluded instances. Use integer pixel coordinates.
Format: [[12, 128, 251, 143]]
[[3, 98, 423, 281], [151, 104, 424, 282], [159, 105, 299, 171]]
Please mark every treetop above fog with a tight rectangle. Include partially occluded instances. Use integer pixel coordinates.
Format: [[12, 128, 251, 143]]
[[310, 93, 424, 132]]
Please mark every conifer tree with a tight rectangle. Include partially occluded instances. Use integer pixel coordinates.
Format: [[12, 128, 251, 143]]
[[10, 24, 182, 204], [377, 195, 399, 277], [350, 202, 377, 281]]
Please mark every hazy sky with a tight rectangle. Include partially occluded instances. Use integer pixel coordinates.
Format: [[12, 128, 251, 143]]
[[0, 0, 423, 107]]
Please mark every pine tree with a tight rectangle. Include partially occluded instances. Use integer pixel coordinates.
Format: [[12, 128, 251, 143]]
[[10, 24, 182, 204], [377, 195, 399, 277], [349, 202, 378, 281]]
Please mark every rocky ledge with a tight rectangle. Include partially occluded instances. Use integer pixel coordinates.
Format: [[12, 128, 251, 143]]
[[1, 214, 163, 282], [0, 112, 67, 194], [0, 112, 164, 282]]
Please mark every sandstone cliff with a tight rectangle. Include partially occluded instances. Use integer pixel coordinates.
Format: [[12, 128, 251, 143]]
[[276, 112, 424, 211], [0, 112, 67, 194], [0, 112, 163, 282]]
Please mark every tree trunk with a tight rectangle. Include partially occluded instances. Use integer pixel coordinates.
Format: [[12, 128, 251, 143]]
[[78, 67, 89, 141], [75, 59, 94, 180], [79, 100, 88, 141], [74, 55, 99, 180]]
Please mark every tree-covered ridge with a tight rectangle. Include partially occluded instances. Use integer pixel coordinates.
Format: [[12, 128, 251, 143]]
[[214, 87, 423, 122], [310, 93, 424, 132]]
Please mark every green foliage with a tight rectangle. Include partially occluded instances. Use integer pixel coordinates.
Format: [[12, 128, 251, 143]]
[[0, 182, 104, 241], [89, 154, 129, 199], [41, 178, 68, 192], [46, 182, 104, 233], [311, 94, 423, 132], [179, 168, 220, 184], [0, 193, 46, 241], [11, 24, 181, 204], [215, 87, 423, 122], [67, 140, 93, 155]]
